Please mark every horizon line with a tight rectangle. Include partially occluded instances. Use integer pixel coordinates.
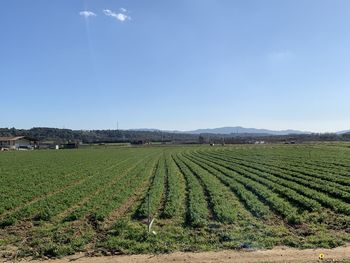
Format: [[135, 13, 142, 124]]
[[1, 126, 348, 134]]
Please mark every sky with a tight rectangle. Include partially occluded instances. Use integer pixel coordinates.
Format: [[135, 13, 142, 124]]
[[1, 0, 350, 133]]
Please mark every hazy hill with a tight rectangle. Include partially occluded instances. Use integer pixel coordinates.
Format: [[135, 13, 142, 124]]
[[337, 130, 350, 135], [132, 126, 311, 135], [185, 126, 310, 135]]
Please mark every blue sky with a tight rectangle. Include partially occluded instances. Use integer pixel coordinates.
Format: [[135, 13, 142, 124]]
[[1, 1, 350, 132]]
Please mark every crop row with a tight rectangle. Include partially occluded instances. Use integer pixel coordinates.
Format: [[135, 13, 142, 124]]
[[187, 153, 302, 224], [184, 154, 271, 220], [172, 155, 209, 227], [0, 153, 156, 227], [137, 156, 166, 219], [84, 154, 159, 223], [219, 147, 350, 174], [179, 154, 242, 223], [197, 151, 350, 216], [0, 149, 144, 215], [215, 149, 350, 185], [161, 154, 186, 219], [202, 153, 323, 211], [206, 150, 350, 204]]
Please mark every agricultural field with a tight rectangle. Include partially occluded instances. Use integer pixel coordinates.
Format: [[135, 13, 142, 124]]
[[1, 143, 350, 259]]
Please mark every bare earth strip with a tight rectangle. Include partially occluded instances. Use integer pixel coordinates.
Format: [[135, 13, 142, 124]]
[[101, 177, 152, 230], [9, 246, 350, 263]]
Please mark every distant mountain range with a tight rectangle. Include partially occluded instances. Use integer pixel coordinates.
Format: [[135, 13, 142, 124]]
[[185, 126, 311, 135], [336, 130, 350, 135], [131, 126, 313, 135], [129, 126, 350, 135]]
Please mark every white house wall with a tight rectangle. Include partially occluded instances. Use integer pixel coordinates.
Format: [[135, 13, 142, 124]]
[[14, 139, 31, 148]]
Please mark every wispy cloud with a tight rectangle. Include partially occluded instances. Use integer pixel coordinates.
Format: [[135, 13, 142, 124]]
[[79, 11, 97, 18], [103, 9, 131, 22]]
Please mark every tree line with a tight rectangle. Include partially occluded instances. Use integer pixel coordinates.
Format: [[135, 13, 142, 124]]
[[0, 127, 349, 144]]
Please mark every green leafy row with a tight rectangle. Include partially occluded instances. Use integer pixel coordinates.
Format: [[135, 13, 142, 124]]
[[172, 154, 209, 227]]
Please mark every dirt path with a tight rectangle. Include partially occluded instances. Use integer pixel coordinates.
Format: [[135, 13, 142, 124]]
[[9, 246, 350, 263]]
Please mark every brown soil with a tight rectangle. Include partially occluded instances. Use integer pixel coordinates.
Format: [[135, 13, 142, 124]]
[[101, 183, 147, 230], [6, 246, 350, 263]]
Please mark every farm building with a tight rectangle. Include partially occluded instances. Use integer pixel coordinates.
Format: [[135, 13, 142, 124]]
[[0, 136, 37, 150]]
